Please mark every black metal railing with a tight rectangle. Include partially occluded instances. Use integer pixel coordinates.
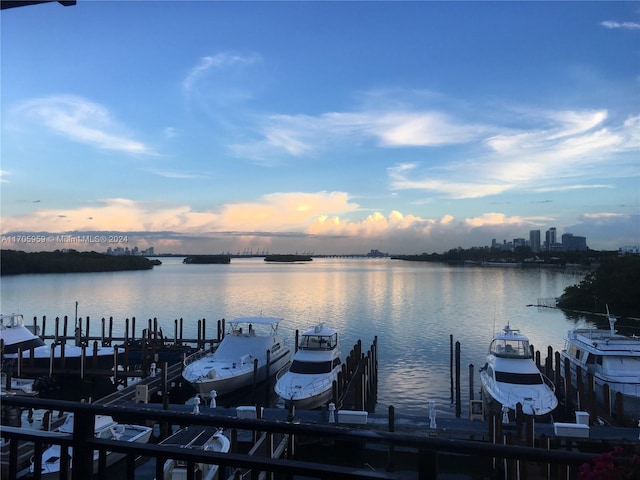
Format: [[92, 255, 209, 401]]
[[0, 396, 604, 480]]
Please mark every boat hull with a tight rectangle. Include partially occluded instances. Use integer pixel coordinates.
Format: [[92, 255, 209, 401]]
[[183, 317, 292, 398], [559, 354, 640, 420], [281, 386, 334, 410], [33, 424, 152, 479], [187, 350, 291, 397], [480, 371, 558, 417]]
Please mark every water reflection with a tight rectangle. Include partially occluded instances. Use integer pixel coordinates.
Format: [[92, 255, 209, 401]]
[[1, 258, 588, 418]]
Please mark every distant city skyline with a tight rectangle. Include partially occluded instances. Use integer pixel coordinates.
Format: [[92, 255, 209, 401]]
[[492, 227, 587, 253], [1, 2, 638, 255]]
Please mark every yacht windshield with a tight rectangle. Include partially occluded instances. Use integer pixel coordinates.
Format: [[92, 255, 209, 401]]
[[495, 372, 543, 385], [490, 339, 531, 358], [289, 360, 333, 374], [299, 334, 336, 350]]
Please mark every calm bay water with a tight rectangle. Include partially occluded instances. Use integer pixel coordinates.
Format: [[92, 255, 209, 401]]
[[0, 257, 589, 419]]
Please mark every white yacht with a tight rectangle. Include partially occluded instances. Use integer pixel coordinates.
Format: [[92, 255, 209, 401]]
[[31, 413, 153, 478], [0, 313, 117, 370], [274, 323, 341, 409], [156, 426, 230, 480], [480, 324, 558, 417], [182, 317, 292, 397], [560, 308, 640, 418]]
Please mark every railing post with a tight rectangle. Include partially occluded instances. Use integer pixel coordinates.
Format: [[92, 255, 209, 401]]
[[71, 410, 95, 480], [418, 449, 438, 480], [386, 405, 395, 472]]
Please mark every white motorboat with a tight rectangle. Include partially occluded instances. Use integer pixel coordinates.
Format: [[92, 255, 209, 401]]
[[31, 413, 153, 478], [0, 313, 46, 354], [182, 317, 292, 397], [274, 323, 341, 409], [560, 307, 640, 418], [0, 371, 37, 396], [0, 313, 117, 371], [480, 324, 558, 416], [155, 426, 230, 480]]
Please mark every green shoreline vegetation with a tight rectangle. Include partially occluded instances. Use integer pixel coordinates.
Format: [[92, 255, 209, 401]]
[[556, 254, 640, 319], [0, 249, 158, 275]]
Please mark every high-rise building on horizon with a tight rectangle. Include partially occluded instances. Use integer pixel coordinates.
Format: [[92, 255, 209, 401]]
[[562, 233, 587, 251], [529, 230, 541, 253], [545, 227, 557, 251]]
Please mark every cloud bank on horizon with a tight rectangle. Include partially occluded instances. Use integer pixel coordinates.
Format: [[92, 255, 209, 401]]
[[1, 2, 638, 254]]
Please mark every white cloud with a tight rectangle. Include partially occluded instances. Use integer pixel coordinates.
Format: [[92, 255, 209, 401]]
[[147, 169, 207, 179], [533, 184, 612, 193], [601, 21, 640, 30], [2, 192, 635, 253], [388, 108, 638, 199], [464, 212, 528, 228], [388, 163, 514, 199], [231, 109, 491, 163], [0, 192, 361, 236], [13, 95, 154, 155], [370, 111, 486, 147], [0, 170, 8, 183]]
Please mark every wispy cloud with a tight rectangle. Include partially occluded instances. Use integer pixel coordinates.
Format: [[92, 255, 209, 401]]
[[14, 95, 154, 155], [182, 52, 263, 93], [533, 184, 613, 193], [146, 169, 208, 179], [601, 20, 640, 30], [0, 170, 8, 183], [230, 109, 490, 164], [388, 163, 513, 199], [388, 109, 639, 199]]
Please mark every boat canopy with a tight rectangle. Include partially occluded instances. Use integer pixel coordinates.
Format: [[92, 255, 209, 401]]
[[227, 317, 284, 336], [230, 317, 283, 326]]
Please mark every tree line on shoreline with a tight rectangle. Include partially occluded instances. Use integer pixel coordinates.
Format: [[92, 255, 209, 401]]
[[556, 254, 640, 318], [0, 249, 157, 275], [392, 246, 619, 265]]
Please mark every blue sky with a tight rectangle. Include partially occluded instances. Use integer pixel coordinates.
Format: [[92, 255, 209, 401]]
[[1, 1, 639, 255]]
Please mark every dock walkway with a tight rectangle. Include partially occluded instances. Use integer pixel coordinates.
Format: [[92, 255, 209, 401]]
[[93, 362, 183, 406], [120, 403, 640, 446]]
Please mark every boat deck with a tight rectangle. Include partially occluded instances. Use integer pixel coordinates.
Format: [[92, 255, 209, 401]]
[[161, 426, 222, 448]]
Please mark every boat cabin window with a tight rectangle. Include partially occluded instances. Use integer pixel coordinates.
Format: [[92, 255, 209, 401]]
[[495, 371, 543, 385], [290, 360, 334, 374], [567, 344, 584, 362], [602, 356, 640, 374]]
